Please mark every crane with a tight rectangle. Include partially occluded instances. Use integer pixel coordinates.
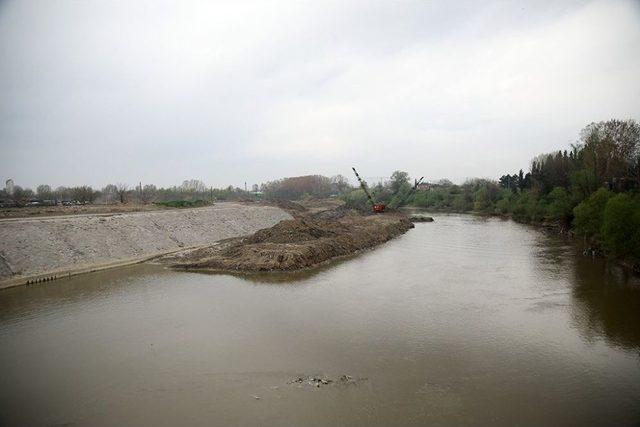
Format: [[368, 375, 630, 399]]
[[352, 167, 387, 213]]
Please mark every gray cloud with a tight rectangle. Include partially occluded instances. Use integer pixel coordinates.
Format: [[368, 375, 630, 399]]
[[1, 0, 639, 189]]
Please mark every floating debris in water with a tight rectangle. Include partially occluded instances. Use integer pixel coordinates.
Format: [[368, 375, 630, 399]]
[[287, 374, 367, 388], [288, 376, 332, 387], [409, 215, 434, 223]]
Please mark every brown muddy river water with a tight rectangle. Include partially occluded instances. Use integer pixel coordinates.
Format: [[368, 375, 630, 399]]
[[1, 214, 639, 426]]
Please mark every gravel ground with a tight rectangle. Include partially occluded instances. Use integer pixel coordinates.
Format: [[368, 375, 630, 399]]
[[0, 203, 291, 285]]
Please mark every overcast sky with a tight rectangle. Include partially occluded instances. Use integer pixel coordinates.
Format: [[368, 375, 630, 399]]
[[1, 0, 639, 189]]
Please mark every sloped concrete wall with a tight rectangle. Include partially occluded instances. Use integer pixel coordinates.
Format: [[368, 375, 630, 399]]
[[0, 203, 291, 285]]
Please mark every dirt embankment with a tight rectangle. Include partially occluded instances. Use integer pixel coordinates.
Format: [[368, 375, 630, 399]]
[[0, 203, 291, 288], [162, 204, 414, 274]]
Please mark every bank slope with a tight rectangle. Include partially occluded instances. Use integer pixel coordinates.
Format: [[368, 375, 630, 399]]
[[0, 203, 291, 288]]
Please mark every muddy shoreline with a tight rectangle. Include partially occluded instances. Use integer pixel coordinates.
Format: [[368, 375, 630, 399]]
[[160, 204, 414, 274]]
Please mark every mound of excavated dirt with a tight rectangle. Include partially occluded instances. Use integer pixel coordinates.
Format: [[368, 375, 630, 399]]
[[163, 209, 413, 273]]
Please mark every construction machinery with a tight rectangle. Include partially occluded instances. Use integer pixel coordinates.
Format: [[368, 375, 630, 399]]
[[408, 176, 425, 198], [387, 175, 425, 209], [352, 167, 387, 213], [352, 167, 425, 213]]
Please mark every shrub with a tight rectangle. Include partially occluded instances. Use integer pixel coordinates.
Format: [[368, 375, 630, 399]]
[[573, 188, 612, 240], [510, 190, 538, 220], [451, 193, 473, 212], [342, 189, 370, 211], [495, 189, 514, 214], [546, 187, 573, 221], [601, 193, 640, 258]]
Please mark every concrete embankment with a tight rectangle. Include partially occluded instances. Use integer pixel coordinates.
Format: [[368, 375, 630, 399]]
[[0, 203, 292, 289]]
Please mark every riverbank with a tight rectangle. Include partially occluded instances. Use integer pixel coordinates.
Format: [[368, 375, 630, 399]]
[[0, 203, 292, 289], [160, 206, 414, 274]]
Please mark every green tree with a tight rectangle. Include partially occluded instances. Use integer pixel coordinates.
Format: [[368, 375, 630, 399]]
[[473, 186, 494, 212], [546, 187, 573, 221], [389, 171, 410, 194], [601, 194, 640, 258], [495, 189, 514, 214], [451, 192, 473, 212], [573, 188, 612, 240], [569, 169, 598, 203]]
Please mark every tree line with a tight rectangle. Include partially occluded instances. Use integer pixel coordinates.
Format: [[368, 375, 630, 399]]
[[1, 175, 355, 207], [0, 180, 255, 207], [259, 175, 351, 200], [366, 119, 640, 265]]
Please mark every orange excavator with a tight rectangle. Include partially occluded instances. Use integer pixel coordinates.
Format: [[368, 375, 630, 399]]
[[352, 167, 425, 213]]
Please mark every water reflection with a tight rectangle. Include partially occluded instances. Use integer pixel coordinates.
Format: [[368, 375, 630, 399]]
[[571, 255, 640, 351], [520, 222, 640, 352], [188, 255, 358, 285]]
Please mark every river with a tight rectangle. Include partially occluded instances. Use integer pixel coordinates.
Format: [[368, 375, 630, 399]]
[[1, 214, 639, 426]]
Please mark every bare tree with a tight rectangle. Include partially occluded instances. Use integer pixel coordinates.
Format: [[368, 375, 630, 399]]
[[54, 186, 70, 203], [101, 184, 117, 204], [70, 186, 96, 203], [579, 119, 640, 186], [11, 186, 34, 206], [116, 183, 129, 204], [330, 175, 351, 194], [181, 179, 207, 192], [36, 184, 52, 200], [141, 184, 157, 203]]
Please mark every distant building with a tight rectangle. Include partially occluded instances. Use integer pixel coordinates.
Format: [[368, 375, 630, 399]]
[[5, 179, 14, 195], [417, 183, 431, 192]]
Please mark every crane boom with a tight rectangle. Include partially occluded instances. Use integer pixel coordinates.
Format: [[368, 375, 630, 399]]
[[401, 176, 425, 204], [352, 167, 376, 206]]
